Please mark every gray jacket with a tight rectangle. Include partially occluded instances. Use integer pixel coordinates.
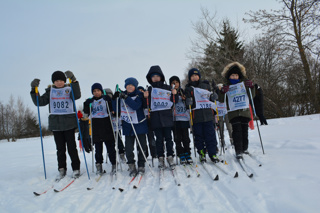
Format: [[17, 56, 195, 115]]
[[30, 82, 81, 131]]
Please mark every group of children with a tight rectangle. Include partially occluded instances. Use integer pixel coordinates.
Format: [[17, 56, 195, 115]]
[[30, 61, 255, 179]]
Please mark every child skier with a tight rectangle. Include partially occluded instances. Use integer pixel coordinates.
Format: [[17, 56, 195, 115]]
[[30, 70, 81, 180], [83, 83, 117, 175], [137, 86, 157, 160], [114, 78, 148, 176], [218, 62, 255, 159], [184, 68, 220, 163], [169, 76, 192, 164], [144, 65, 178, 169]]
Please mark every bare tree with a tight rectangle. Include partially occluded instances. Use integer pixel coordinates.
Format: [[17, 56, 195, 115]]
[[244, 0, 320, 113]]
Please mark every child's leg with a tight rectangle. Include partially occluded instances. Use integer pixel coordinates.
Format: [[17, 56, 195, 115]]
[[53, 131, 67, 170], [136, 134, 147, 167], [125, 135, 136, 165], [173, 128, 184, 156], [241, 117, 250, 151], [117, 131, 125, 154], [192, 122, 205, 154], [154, 128, 165, 157], [203, 120, 218, 156], [163, 127, 174, 157], [230, 117, 243, 154], [181, 128, 191, 154], [105, 139, 116, 165], [65, 129, 80, 171], [147, 130, 157, 158], [95, 141, 104, 164]]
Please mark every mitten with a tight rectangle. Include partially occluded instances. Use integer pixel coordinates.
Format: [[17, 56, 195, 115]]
[[31, 78, 40, 88], [65, 70, 76, 82]]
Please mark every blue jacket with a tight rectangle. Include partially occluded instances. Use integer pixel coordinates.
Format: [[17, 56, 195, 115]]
[[116, 90, 148, 136]]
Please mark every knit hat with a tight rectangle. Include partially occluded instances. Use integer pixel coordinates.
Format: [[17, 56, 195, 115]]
[[51, 71, 66, 83], [169, 76, 180, 86], [137, 86, 145, 91], [124, 77, 138, 89], [227, 65, 243, 79], [91, 83, 103, 94], [188, 68, 201, 81]]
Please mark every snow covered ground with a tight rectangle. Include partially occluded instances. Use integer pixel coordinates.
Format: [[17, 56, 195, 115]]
[[0, 114, 320, 213]]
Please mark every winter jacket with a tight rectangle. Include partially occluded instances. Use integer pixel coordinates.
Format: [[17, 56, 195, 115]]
[[119, 89, 148, 136], [83, 95, 114, 143], [30, 82, 81, 131], [218, 62, 255, 122], [146, 67, 178, 130], [184, 81, 216, 124]]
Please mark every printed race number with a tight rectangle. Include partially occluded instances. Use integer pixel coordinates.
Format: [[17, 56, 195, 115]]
[[53, 101, 69, 109], [233, 95, 245, 103]]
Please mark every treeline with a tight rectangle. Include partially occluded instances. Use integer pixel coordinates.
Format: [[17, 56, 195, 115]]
[[0, 96, 51, 141], [185, 1, 320, 118]]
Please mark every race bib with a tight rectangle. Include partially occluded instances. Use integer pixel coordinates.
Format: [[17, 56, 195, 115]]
[[150, 87, 173, 111], [91, 98, 109, 118], [120, 96, 139, 124], [227, 82, 249, 111], [174, 96, 189, 121], [193, 87, 214, 110], [50, 87, 74, 115], [216, 101, 227, 116]]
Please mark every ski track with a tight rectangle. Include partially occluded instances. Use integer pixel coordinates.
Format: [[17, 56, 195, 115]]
[[1, 114, 320, 212]]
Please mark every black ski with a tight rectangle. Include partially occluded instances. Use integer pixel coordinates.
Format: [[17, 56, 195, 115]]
[[201, 162, 219, 181]]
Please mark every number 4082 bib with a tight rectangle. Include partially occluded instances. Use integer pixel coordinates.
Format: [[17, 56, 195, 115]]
[[50, 87, 74, 115]]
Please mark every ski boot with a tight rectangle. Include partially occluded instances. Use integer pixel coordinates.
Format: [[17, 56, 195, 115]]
[[210, 155, 220, 163], [243, 150, 250, 155], [185, 153, 193, 164], [55, 168, 66, 181], [96, 163, 103, 175], [199, 149, 206, 163], [236, 153, 243, 159], [138, 167, 145, 174], [158, 157, 165, 169], [167, 155, 176, 169], [179, 154, 187, 165], [128, 164, 137, 177], [111, 164, 116, 174], [72, 170, 80, 178], [120, 153, 126, 164]]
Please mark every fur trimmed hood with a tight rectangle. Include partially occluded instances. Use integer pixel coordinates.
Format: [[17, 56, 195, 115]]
[[221, 62, 246, 79]]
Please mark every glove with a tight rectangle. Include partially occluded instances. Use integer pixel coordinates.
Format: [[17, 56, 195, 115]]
[[65, 70, 76, 82], [186, 97, 193, 106], [31, 78, 40, 88], [210, 93, 218, 101], [221, 85, 229, 94], [112, 91, 120, 100], [119, 92, 128, 99], [245, 80, 254, 88]]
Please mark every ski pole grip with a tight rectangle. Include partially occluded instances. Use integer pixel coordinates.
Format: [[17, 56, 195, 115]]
[[35, 87, 39, 94]]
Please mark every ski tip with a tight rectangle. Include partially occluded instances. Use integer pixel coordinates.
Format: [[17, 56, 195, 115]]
[[87, 187, 93, 190], [53, 189, 60, 193], [234, 172, 239, 178], [159, 187, 163, 190], [112, 187, 116, 190], [197, 174, 200, 177], [177, 183, 181, 186], [133, 186, 138, 189], [118, 188, 124, 192], [259, 164, 262, 167], [33, 192, 41, 196], [249, 174, 254, 178], [187, 175, 191, 178], [214, 175, 219, 181]]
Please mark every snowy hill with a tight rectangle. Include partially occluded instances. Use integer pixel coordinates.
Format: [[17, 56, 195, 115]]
[[0, 114, 319, 213]]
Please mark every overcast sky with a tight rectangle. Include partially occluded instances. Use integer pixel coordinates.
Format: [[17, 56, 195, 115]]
[[0, 0, 281, 125]]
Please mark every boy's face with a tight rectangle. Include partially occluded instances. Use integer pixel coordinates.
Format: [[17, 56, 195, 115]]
[[93, 89, 102, 98], [54, 80, 65, 88], [190, 74, 200, 82], [229, 74, 239, 80], [171, 80, 180, 89], [126, 84, 135, 93], [151, 75, 161, 83]]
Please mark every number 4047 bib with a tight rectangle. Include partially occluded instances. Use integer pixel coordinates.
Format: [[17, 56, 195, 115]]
[[227, 82, 249, 112]]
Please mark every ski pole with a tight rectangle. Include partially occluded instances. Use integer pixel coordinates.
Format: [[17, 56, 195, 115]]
[[171, 84, 178, 165], [121, 98, 155, 177], [249, 88, 265, 154], [35, 86, 47, 179], [68, 79, 90, 180], [89, 104, 94, 173], [114, 84, 121, 179]]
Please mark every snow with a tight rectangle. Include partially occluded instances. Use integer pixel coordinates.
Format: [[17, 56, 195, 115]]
[[0, 114, 320, 213]]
